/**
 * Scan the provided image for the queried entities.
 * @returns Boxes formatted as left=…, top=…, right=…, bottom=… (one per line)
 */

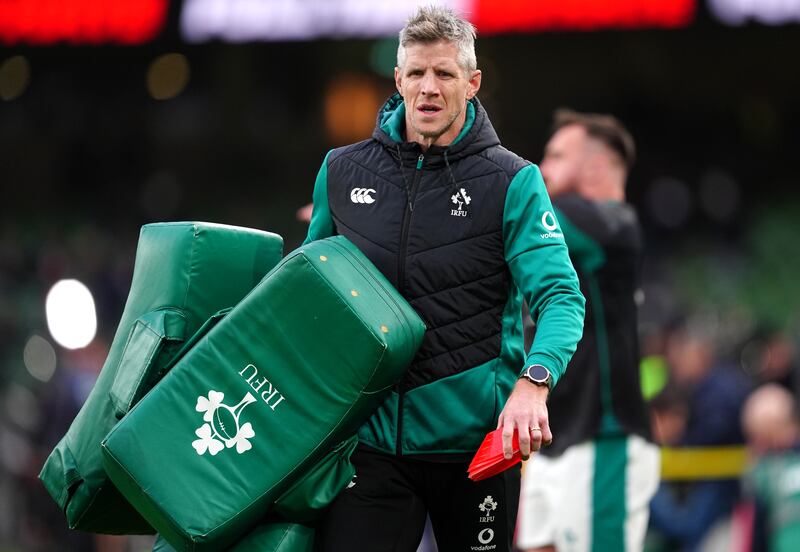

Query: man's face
left=395, top=40, right=481, bottom=148
left=539, top=124, right=589, bottom=197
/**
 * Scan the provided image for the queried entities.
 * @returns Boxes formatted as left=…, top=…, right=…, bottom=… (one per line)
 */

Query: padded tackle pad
left=101, top=236, right=425, bottom=551
left=39, top=222, right=283, bottom=533
left=152, top=521, right=314, bottom=552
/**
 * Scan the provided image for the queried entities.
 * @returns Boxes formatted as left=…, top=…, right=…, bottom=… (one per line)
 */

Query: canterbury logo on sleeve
left=350, top=188, right=376, bottom=204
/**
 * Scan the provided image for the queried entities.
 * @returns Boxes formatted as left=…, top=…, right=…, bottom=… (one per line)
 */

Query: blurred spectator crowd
left=645, top=318, right=799, bottom=552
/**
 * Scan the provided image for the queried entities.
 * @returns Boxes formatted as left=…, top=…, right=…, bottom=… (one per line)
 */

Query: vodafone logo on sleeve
left=540, top=210, right=564, bottom=239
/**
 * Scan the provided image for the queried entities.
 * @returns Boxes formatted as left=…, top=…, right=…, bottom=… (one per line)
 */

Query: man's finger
left=529, top=426, right=543, bottom=453
left=518, top=421, right=531, bottom=460
left=501, top=424, right=515, bottom=460
left=541, top=423, right=553, bottom=447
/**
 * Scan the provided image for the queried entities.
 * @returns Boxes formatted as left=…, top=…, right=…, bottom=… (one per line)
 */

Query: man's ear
left=578, top=154, right=602, bottom=192
left=466, top=69, right=482, bottom=99
left=586, top=150, right=618, bottom=182
left=395, top=67, right=402, bottom=95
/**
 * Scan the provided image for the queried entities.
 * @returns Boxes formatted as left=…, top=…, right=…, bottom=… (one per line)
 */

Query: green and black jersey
left=305, top=93, right=585, bottom=456
left=541, top=194, right=651, bottom=457
left=746, top=448, right=800, bottom=552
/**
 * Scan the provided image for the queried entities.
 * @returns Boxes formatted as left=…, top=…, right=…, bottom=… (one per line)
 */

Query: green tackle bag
left=39, top=222, right=283, bottom=534
left=101, top=236, right=425, bottom=551
left=270, top=434, right=358, bottom=524
left=153, top=522, right=314, bottom=552
left=152, top=434, right=357, bottom=552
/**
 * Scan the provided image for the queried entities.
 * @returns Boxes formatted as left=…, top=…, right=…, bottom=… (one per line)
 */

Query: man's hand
left=497, top=379, right=552, bottom=461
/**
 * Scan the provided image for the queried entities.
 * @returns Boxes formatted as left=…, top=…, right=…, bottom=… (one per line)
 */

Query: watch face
left=528, top=364, right=549, bottom=382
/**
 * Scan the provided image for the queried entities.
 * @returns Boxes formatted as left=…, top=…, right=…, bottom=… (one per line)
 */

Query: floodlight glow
left=45, top=279, right=97, bottom=350
left=180, top=0, right=469, bottom=42
left=146, top=53, right=191, bottom=100
left=23, top=334, right=57, bottom=382
left=708, top=0, right=800, bottom=25
left=0, top=56, right=30, bottom=101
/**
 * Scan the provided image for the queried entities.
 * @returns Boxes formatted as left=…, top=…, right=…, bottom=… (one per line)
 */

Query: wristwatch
left=520, top=364, right=552, bottom=390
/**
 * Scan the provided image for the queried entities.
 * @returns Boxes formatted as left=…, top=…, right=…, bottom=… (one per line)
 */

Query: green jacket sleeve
left=503, top=164, right=585, bottom=387
left=552, top=195, right=608, bottom=273
left=303, top=151, right=335, bottom=245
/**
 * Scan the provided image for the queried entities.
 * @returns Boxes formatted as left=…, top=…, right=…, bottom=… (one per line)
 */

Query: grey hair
left=397, top=5, right=477, bottom=74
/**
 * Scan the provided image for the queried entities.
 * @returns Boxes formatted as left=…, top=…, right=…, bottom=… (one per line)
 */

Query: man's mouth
left=418, top=104, right=442, bottom=115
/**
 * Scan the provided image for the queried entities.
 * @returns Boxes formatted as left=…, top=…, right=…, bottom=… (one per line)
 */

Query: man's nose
left=420, top=72, right=439, bottom=96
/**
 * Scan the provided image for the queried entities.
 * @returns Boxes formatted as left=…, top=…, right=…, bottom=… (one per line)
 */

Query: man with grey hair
left=305, top=6, right=585, bottom=551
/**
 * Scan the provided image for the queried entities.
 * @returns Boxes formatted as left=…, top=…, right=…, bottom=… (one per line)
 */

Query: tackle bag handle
left=109, top=308, right=187, bottom=419
left=109, top=307, right=231, bottom=419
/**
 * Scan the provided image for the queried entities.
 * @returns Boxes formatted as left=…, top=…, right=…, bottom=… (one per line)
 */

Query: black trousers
left=316, top=446, right=521, bottom=552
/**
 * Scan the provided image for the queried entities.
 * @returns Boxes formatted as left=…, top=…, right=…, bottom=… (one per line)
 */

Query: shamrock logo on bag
left=192, top=390, right=257, bottom=456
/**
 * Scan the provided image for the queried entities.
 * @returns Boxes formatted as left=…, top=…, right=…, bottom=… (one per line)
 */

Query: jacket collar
left=372, top=93, right=500, bottom=168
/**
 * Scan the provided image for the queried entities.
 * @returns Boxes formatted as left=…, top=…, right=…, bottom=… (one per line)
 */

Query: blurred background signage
left=708, top=0, right=800, bottom=25
left=470, top=0, right=696, bottom=33
left=1, top=0, right=798, bottom=45
left=179, top=0, right=697, bottom=42
left=0, top=0, right=169, bottom=45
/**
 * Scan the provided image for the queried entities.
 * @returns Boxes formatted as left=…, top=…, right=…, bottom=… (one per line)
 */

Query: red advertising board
left=0, top=0, right=168, bottom=45
left=472, top=0, right=696, bottom=33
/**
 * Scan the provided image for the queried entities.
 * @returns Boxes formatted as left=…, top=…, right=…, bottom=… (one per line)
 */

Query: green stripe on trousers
left=592, top=436, right=627, bottom=552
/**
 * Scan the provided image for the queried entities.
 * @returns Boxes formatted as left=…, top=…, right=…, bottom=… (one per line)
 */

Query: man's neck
left=404, top=130, right=451, bottom=152
left=585, top=187, right=625, bottom=202
left=579, top=177, right=626, bottom=202
left=403, top=105, right=468, bottom=151
left=416, top=136, right=436, bottom=152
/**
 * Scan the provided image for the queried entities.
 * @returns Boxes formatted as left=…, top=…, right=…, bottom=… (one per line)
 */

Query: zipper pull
left=416, top=154, right=424, bottom=170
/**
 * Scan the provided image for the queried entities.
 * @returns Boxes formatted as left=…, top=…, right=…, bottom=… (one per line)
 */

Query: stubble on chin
left=410, top=109, right=461, bottom=142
